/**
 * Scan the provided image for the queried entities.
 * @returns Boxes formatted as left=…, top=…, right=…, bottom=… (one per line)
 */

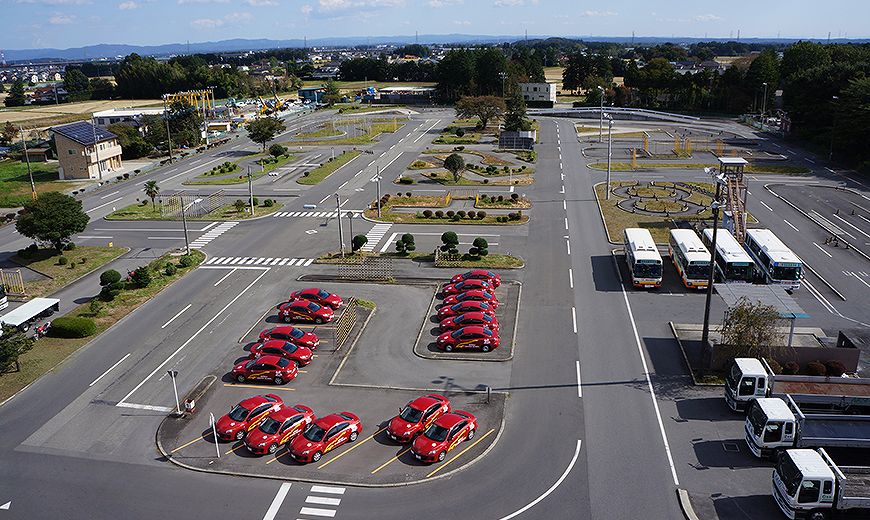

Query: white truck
left=773, top=448, right=870, bottom=520
left=745, top=395, right=870, bottom=459
left=725, top=358, right=870, bottom=412
left=0, top=298, right=60, bottom=333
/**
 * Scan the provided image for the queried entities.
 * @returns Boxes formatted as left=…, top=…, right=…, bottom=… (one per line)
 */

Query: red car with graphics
left=441, top=279, right=492, bottom=297
left=387, top=394, right=451, bottom=443
left=215, top=394, right=283, bottom=441
left=436, top=325, right=500, bottom=352
left=289, top=412, right=362, bottom=463
left=289, top=288, right=343, bottom=310
left=243, top=404, right=315, bottom=455
left=442, top=290, right=498, bottom=308
left=450, top=270, right=501, bottom=288
left=436, top=300, right=496, bottom=320
left=231, top=355, right=298, bottom=385
left=439, top=312, right=500, bottom=335
left=249, top=340, right=313, bottom=366
left=411, top=410, right=478, bottom=463
left=277, top=300, right=334, bottom=324
left=258, top=326, right=319, bottom=350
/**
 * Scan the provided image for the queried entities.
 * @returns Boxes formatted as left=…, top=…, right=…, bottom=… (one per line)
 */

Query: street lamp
left=829, top=95, right=839, bottom=162
left=499, top=71, right=508, bottom=98
left=180, top=197, right=203, bottom=256
left=761, top=82, right=769, bottom=117
left=167, top=370, right=180, bottom=415
left=335, top=193, right=345, bottom=258
left=604, top=114, right=613, bottom=200
left=701, top=169, right=727, bottom=347
left=597, top=86, right=605, bottom=143
left=18, top=124, right=36, bottom=200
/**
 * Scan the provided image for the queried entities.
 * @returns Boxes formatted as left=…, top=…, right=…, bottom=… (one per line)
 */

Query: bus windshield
left=686, top=263, right=710, bottom=280
left=726, top=263, right=755, bottom=282
left=772, top=266, right=801, bottom=281
left=633, top=262, right=662, bottom=278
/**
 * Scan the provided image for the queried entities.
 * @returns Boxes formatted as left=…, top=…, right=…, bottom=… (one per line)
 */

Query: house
left=298, top=87, right=326, bottom=103
left=519, top=83, right=556, bottom=108
left=93, top=108, right=166, bottom=132
left=51, top=121, right=123, bottom=180
left=23, top=146, right=52, bottom=162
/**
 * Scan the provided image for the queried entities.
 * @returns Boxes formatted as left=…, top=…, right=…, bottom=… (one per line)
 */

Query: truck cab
left=773, top=449, right=836, bottom=519
left=726, top=358, right=769, bottom=411
left=746, top=398, right=796, bottom=458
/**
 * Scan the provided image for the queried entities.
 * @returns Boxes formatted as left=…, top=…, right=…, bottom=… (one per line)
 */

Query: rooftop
left=93, top=107, right=165, bottom=118
left=51, top=121, right=117, bottom=146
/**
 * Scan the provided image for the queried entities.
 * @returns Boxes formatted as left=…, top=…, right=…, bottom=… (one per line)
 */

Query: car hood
left=412, top=436, right=440, bottom=453
left=290, top=436, right=317, bottom=452
left=245, top=430, right=275, bottom=446
left=389, top=416, right=418, bottom=434
left=216, top=415, right=238, bottom=431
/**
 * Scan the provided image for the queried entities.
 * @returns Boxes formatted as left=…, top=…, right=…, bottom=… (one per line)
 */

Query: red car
left=436, top=300, right=496, bottom=320
left=289, top=412, right=362, bottom=463
left=243, top=404, right=315, bottom=455
left=277, top=300, right=334, bottom=324
left=258, top=326, right=319, bottom=350
left=249, top=340, right=313, bottom=366
left=439, top=312, right=500, bottom=335
left=232, top=355, right=298, bottom=385
left=442, top=290, right=498, bottom=308
left=411, top=410, right=478, bottom=463
left=441, top=279, right=492, bottom=297
left=451, top=270, right=501, bottom=288
left=436, top=326, right=500, bottom=352
left=215, top=394, right=283, bottom=441
left=387, top=394, right=451, bottom=443
left=289, top=288, right=343, bottom=310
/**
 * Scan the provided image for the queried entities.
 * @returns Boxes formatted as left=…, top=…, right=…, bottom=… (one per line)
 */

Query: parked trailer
left=0, top=298, right=60, bottom=333
left=773, top=448, right=870, bottom=519
left=745, top=395, right=870, bottom=459
left=725, top=358, right=870, bottom=412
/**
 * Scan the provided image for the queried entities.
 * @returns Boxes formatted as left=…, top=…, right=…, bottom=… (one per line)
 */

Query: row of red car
left=276, top=287, right=343, bottom=325
left=434, top=270, right=502, bottom=353
left=215, top=393, right=478, bottom=465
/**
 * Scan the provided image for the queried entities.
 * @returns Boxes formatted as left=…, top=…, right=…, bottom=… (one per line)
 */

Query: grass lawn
left=183, top=154, right=295, bottom=186
left=363, top=207, right=528, bottom=225
left=316, top=251, right=525, bottom=269
left=336, top=104, right=406, bottom=114
left=0, top=159, right=87, bottom=208
left=286, top=121, right=404, bottom=146
left=588, top=161, right=811, bottom=174
left=294, top=126, right=344, bottom=140
left=422, top=171, right=534, bottom=186
left=475, top=197, right=532, bottom=209
left=12, top=246, right=129, bottom=298
left=297, top=150, right=361, bottom=185
left=433, top=133, right=481, bottom=145
left=409, top=159, right=438, bottom=170
left=106, top=200, right=283, bottom=220
left=0, top=250, right=205, bottom=403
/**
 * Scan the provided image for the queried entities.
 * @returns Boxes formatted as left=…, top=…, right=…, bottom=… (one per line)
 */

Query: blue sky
left=3, top=0, right=869, bottom=50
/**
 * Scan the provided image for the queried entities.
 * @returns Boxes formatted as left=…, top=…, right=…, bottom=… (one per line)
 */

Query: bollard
left=486, top=385, right=491, bottom=404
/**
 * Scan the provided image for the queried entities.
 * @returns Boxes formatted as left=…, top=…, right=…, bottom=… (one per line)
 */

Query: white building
left=519, top=83, right=556, bottom=104
left=92, top=107, right=166, bottom=129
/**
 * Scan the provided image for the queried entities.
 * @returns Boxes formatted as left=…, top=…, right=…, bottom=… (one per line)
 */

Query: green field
left=12, top=246, right=128, bottom=298
left=106, top=200, right=283, bottom=220
left=0, top=159, right=86, bottom=208
left=297, top=150, right=362, bottom=185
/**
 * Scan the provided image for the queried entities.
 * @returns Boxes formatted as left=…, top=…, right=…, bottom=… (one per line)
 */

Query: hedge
left=49, top=316, right=97, bottom=338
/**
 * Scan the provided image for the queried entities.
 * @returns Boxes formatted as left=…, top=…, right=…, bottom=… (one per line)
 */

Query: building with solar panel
left=50, top=121, right=123, bottom=180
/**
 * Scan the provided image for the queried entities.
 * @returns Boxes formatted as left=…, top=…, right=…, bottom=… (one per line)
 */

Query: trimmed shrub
left=446, top=210, right=455, bottom=218
left=263, top=199, right=275, bottom=207
left=451, top=214, right=461, bottom=221
left=477, top=210, right=486, bottom=219
left=766, top=359, right=783, bottom=375
left=178, top=255, right=195, bottom=268
left=64, top=242, right=76, bottom=251
left=406, top=192, right=412, bottom=197
left=497, top=195, right=504, bottom=202
left=483, top=179, right=489, bottom=184
left=511, top=193, right=519, bottom=201
left=455, top=128, right=465, bottom=137
left=253, top=197, right=259, bottom=206
left=57, top=256, right=69, bottom=265
left=164, top=263, right=177, bottom=276
left=825, top=360, right=847, bottom=377
left=100, top=269, right=122, bottom=286
left=435, top=210, right=444, bottom=218
left=27, top=244, right=38, bottom=253
left=467, top=210, right=476, bottom=219
left=423, top=209, right=433, bottom=218
left=130, top=267, right=152, bottom=288
left=49, top=316, right=97, bottom=338
left=805, top=361, right=827, bottom=376
left=457, top=210, right=466, bottom=218
left=398, top=176, right=414, bottom=184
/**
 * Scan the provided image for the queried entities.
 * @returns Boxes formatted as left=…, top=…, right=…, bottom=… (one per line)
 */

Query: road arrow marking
left=1, top=501, right=10, bottom=510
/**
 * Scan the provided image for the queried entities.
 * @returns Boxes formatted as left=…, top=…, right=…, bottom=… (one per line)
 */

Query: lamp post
left=19, top=124, right=36, bottom=199
left=167, top=370, right=180, bottom=415
left=597, top=86, right=605, bottom=143
left=164, top=110, right=174, bottom=164
left=829, top=95, right=839, bottom=162
left=247, top=166, right=255, bottom=216
left=372, top=166, right=382, bottom=218
left=499, top=71, right=507, bottom=98
left=91, top=116, right=103, bottom=181
left=335, top=193, right=345, bottom=258
left=605, top=114, right=613, bottom=200
left=761, top=82, right=768, bottom=117
left=180, top=197, right=202, bottom=256
left=701, top=170, right=726, bottom=347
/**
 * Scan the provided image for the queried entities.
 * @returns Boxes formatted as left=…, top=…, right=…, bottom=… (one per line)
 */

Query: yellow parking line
left=298, top=370, right=307, bottom=374
left=371, top=447, right=412, bottom=475
left=170, top=434, right=208, bottom=454
left=317, top=427, right=387, bottom=470
left=426, top=429, right=495, bottom=478
left=223, top=383, right=295, bottom=391
left=225, top=442, right=245, bottom=455
left=265, top=448, right=289, bottom=465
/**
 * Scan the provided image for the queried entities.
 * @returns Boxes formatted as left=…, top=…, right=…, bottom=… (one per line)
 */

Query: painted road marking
left=813, top=242, right=833, bottom=258
left=161, top=304, right=192, bottom=329
left=425, top=428, right=495, bottom=478
left=310, top=486, right=345, bottom=495
left=783, top=220, right=800, bottom=232
left=380, top=232, right=399, bottom=253
left=576, top=360, right=582, bottom=398
left=305, top=497, right=341, bottom=506
left=569, top=268, right=574, bottom=288
left=806, top=158, right=815, bottom=164
left=170, top=434, right=208, bottom=454
left=497, top=439, right=582, bottom=520
left=849, top=272, right=870, bottom=289
left=223, top=383, right=295, bottom=391
left=317, top=427, right=387, bottom=469
left=86, top=197, right=124, bottom=214
left=832, top=213, right=870, bottom=239
left=371, top=447, right=412, bottom=474
left=571, top=306, right=577, bottom=333
left=89, top=353, right=131, bottom=387
left=76, top=235, right=113, bottom=240
left=361, top=223, right=392, bottom=252
left=566, top=237, right=571, bottom=256
left=298, top=507, right=336, bottom=518
left=758, top=200, right=774, bottom=211
left=225, top=443, right=245, bottom=455
left=214, top=269, right=236, bottom=286
left=100, top=190, right=120, bottom=199
left=116, top=402, right=174, bottom=412
left=262, top=482, right=292, bottom=520
left=564, top=217, right=569, bottom=230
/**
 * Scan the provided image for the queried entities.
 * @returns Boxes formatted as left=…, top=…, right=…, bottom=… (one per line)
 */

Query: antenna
left=737, top=29, right=740, bottom=40
left=415, top=30, right=418, bottom=44
left=525, top=29, right=528, bottom=41
left=827, top=31, right=831, bottom=43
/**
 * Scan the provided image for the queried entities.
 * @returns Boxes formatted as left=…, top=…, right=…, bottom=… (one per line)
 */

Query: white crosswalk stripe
left=188, top=221, right=238, bottom=248
left=202, top=256, right=317, bottom=268
left=298, top=485, right=345, bottom=519
left=361, top=223, right=393, bottom=252
left=272, top=210, right=362, bottom=219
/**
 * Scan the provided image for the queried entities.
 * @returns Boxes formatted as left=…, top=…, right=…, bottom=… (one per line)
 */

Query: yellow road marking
left=298, top=370, right=307, bottom=374
left=426, top=429, right=495, bottom=478
left=371, top=447, right=412, bottom=475
left=225, top=442, right=245, bottom=455
left=223, top=383, right=295, bottom=391
left=171, top=434, right=208, bottom=454
left=265, top=449, right=289, bottom=465
left=317, top=427, right=387, bottom=470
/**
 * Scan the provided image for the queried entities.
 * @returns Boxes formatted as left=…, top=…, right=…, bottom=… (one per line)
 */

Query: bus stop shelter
left=714, top=283, right=809, bottom=348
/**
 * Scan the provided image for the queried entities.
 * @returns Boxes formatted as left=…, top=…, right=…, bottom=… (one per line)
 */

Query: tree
left=351, top=234, right=368, bottom=252
left=322, top=79, right=342, bottom=106
left=0, top=324, right=35, bottom=373
left=395, top=233, right=416, bottom=255
left=443, top=153, right=466, bottom=183
left=1, top=122, right=18, bottom=145
left=469, top=237, right=489, bottom=258
left=745, top=50, right=779, bottom=112
left=130, top=267, right=152, bottom=288
left=269, top=143, right=287, bottom=158
left=503, top=93, right=532, bottom=132
left=63, top=68, right=90, bottom=94
left=0, top=82, right=4, bottom=93
left=246, top=117, right=286, bottom=151
left=15, top=192, right=89, bottom=251
left=233, top=199, right=247, bottom=213
left=440, top=231, right=459, bottom=253
left=143, top=180, right=160, bottom=206
left=4, top=79, right=26, bottom=107
left=455, top=96, right=506, bottom=129
left=719, top=297, right=783, bottom=359
left=99, top=269, right=122, bottom=286
left=89, top=78, right=115, bottom=100
left=108, top=123, right=152, bottom=159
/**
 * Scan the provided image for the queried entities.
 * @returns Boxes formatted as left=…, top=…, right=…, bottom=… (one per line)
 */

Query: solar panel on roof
left=52, top=121, right=116, bottom=146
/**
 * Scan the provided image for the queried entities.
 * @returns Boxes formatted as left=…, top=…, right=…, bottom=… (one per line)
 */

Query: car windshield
left=228, top=405, right=250, bottom=422
left=399, top=406, right=424, bottom=423
left=303, top=423, right=326, bottom=442
left=306, top=302, right=322, bottom=311
left=276, top=358, right=290, bottom=368
left=450, top=329, right=464, bottom=339
left=282, top=343, right=298, bottom=354
left=483, top=328, right=493, bottom=336
left=726, top=364, right=740, bottom=391
left=289, top=328, right=304, bottom=339
left=776, top=455, right=804, bottom=497
left=424, top=423, right=449, bottom=442
left=686, top=262, right=710, bottom=280
left=483, top=314, right=493, bottom=323
left=317, top=290, right=330, bottom=298
left=244, top=359, right=257, bottom=369
left=259, top=417, right=281, bottom=435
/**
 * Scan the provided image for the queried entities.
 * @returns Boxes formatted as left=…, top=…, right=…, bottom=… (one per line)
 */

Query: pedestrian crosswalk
left=190, top=221, right=238, bottom=249
left=273, top=210, right=362, bottom=219
left=203, top=256, right=315, bottom=267
left=361, top=223, right=392, bottom=252
left=298, top=485, right=345, bottom=518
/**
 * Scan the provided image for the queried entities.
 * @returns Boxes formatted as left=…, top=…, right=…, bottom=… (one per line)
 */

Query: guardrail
left=529, top=106, right=701, bottom=123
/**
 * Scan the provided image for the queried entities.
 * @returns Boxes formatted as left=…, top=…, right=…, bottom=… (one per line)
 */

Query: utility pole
left=167, top=370, right=181, bottom=415
left=347, top=210, right=354, bottom=250
left=701, top=173, right=724, bottom=347
left=376, top=165, right=382, bottom=218
left=19, top=124, right=36, bottom=199
left=499, top=71, right=507, bottom=98
left=91, top=117, right=102, bottom=180
left=181, top=198, right=191, bottom=256
left=248, top=166, right=255, bottom=216
left=597, top=86, right=605, bottom=143
left=335, top=194, right=345, bottom=258
left=605, top=115, right=613, bottom=200
left=829, top=95, right=839, bottom=162
left=165, top=110, right=174, bottom=164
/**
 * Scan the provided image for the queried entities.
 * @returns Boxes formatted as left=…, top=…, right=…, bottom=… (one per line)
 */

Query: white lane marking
left=86, top=197, right=124, bottom=214
left=566, top=238, right=571, bottom=256
left=813, top=242, right=833, bottom=258
left=319, top=194, right=330, bottom=204
left=569, top=268, right=574, bottom=289
left=278, top=258, right=289, bottom=265
left=100, top=190, right=120, bottom=200
left=804, top=279, right=836, bottom=314
left=95, top=228, right=184, bottom=232
left=575, top=360, right=582, bottom=398
left=787, top=149, right=796, bottom=154
left=298, top=508, right=336, bottom=518
left=564, top=217, right=569, bottom=230
left=304, top=259, right=314, bottom=266
left=199, top=222, right=219, bottom=232
left=338, top=180, right=349, bottom=189
left=850, top=272, right=870, bottom=289
left=76, top=235, right=113, bottom=240
left=160, top=304, right=192, bottom=329
left=118, top=269, right=269, bottom=406
left=305, top=497, right=341, bottom=506
left=571, top=306, right=577, bottom=334
left=309, top=486, right=345, bottom=495
left=263, top=483, right=292, bottom=520
left=413, top=120, right=440, bottom=143
left=214, top=269, right=236, bottom=287
left=783, top=220, right=799, bottom=232
left=832, top=213, right=870, bottom=239
left=758, top=200, right=774, bottom=211
left=806, top=158, right=815, bottom=164
left=89, top=353, right=131, bottom=387
left=115, top=402, right=173, bottom=412
left=147, top=236, right=184, bottom=240
left=497, top=439, right=582, bottom=520
left=379, top=232, right=399, bottom=253
left=563, top=200, right=567, bottom=211
left=826, top=167, right=836, bottom=174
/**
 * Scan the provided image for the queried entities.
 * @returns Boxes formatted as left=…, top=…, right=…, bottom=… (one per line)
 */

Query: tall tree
left=143, top=180, right=160, bottom=206
left=780, top=41, right=831, bottom=82
left=246, top=117, right=286, bottom=151
left=108, top=123, right=152, bottom=159
left=503, top=93, right=532, bottom=132
left=0, top=324, right=35, bottom=372
left=455, top=96, right=506, bottom=129
left=745, top=50, right=779, bottom=112
left=63, top=68, right=90, bottom=94
left=444, top=153, right=465, bottom=183
left=322, top=79, right=342, bottom=106
left=1, top=122, right=18, bottom=145
left=15, top=192, right=89, bottom=251
left=4, top=79, right=26, bottom=107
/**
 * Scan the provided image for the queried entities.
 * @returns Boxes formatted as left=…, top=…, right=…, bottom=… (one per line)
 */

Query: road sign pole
left=348, top=211, right=354, bottom=250
left=167, top=370, right=180, bottom=415
left=248, top=166, right=255, bottom=216
left=209, top=412, right=221, bottom=458
left=336, top=194, right=345, bottom=258
left=181, top=202, right=191, bottom=256
left=376, top=166, right=381, bottom=218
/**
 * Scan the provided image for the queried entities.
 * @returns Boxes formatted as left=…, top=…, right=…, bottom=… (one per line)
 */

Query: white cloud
left=579, top=10, right=616, bottom=17
left=191, top=17, right=223, bottom=28
left=246, top=0, right=278, bottom=5
left=693, top=14, right=722, bottom=22
left=191, top=11, right=253, bottom=28
left=224, top=11, right=253, bottom=22
left=118, top=1, right=139, bottom=9
left=48, top=13, right=75, bottom=24
left=429, top=0, right=462, bottom=7
left=16, top=0, right=90, bottom=4
left=300, top=3, right=312, bottom=13
left=317, top=0, right=404, bottom=11
left=179, top=0, right=229, bottom=4
left=493, top=0, right=537, bottom=6
left=452, top=19, right=470, bottom=25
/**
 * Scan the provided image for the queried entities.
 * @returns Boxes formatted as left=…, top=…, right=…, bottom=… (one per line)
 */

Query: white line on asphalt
left=338, top=180, right=349, bottom=189
left=319, top=194, right=330, bottom=204
left=100, top=190, right=120, bottom=200
left=509, top=185, right=515, bottom=193
left=619, top=281, right=680, bottom=486
left=566, top=238, right=571, bottom=256
left=850, top=272, right=870, bottom=289
left=575, top=360, right=582, bottom=398
left=118, top=268, right=270, bottom=406
left=214, top=269, right=236, bottom=287
left=783, top=220, right=799, bottom=232
left=380, top=232, right=399, bottom=253
left=305, top=497, right=341, bottom=506
left=298, top=507, right=336, bottom=518
left=563, top=200, right=567, bottom=211
left=569, top=268, right=574, bottom=288
left=813, top=242, right=833, bottom=258
left=413, top=120, right=440, bottom=143
left=262, top=483, right=292, bottom=520
left=758, top=200, right=774, bottom=211
left=787, top=149, right=796, bottom=154
left=89, top=353, right=131, bottom=387
left=497, top=439, right=582, bottom=520
left=95, top=228, right=182, bottom=232
left=86, top=197, right=124, bottom=214
left=161, top=304, right=192, bottom=329
left=806, top=158, right=815, bottom=164
left=147, top=236, right=184, bottom=240
left=832, top=213, right=870, bottom=239
left=76, top=235, right=113, bottom=240
left=826, top=167, right=836, bottom=173
left=564, top=217, right=569, bottom=230
left=571, top=306, right=577, bottom=334
left=310, top=486, right=345, bottom=495
left=115, top=402, right=173, bottom=412
left=199, top=222, right=219, bottom=232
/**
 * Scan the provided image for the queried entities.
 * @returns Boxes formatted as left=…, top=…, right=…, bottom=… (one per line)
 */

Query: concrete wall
left=55, top=133, right=123, bottom=180
left=703, top=342, right=860, bottom=372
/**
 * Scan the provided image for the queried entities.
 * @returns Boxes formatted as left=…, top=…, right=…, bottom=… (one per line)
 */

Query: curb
left=594, top=181, right=620, bottom=245
left=677, top=488, right=702, bottom=520
left=670, top=321, right=700, bottom=387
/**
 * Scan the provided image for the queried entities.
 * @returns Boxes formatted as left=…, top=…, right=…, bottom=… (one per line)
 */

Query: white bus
left=0, top=284, right=7, bottom=311
left=743, top=228, right=802, bottom=290
left=702, top=228, right=756, bottom=283
left=623, top=228, right=663, bottom=288
left=668, top=229, right=711, bottom=289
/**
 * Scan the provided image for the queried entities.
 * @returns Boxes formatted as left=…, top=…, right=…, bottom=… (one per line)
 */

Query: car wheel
left=282, top=316, right=292, bottom=323
left=236, top=374, right=246, bottom=383
left=235, top=430, right=245, bottom=441
left=481, top=345, right=490, bottom=353
left=467, top=429, right=475, bottom=440
left=349, top=431, right=358, bottom=442
left=438, top=451, right=446, bottom=462
left=274, top=376, right=283, bottom=385
left=315, top=318, right=323, bottom=324
left=312, top=451, right=322, bottom=462
left=268, top=443, right=278, bottom=454
left=444, top=345, right=453, bottom=352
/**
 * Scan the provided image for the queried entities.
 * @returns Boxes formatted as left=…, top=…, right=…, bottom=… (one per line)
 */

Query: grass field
left=422, top=170, right=534, bottom=186
left=183, top=154, right=295, bottom=186
left=588, top=162, right=812, bottom=174
left=12, top=246, right=128, bottom=298
left=363, top=207, right=528, bottom=225
left=0, top=159, right=87, bottom=208
left=1, top=99, right=162, bottom=127
left=297, top=150, right=361, bottom=185
left=106, top=200, right=282, bottom=220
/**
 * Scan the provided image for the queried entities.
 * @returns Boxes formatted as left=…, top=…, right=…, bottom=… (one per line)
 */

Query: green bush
left=467, top=210, right=476, bottom=219
left=253, top=197, right=259, bottom=206
left=825, top=360, right=846, bottom=377
left=57, top=256, right=69, bottom=265
left=164, top=263, right=177, bottom=276
left=130, top=267, right=152, bottom=288
left=805, top=361, right=827, bottom=376
left=451, top=214, right=461, bottom=221
left=435, top=210, right=444, bottom=218
left=178, top=255, right=195, bottom=268
left=64, top=242, right=76, bottom=251
left=446, top=210, right=455, bottom=218
left=455, top=128, right=466, bottom=137
left=477, top=210, right=486, bottom=219
left=49, top=316, right=97, bottom=338
left=100, top=269, right=122, bottom=286
left=398, top=176, right=414, bottom=184
left=457, top=210, right=466, bottom=218
left=263, top=199, right=275, bottom=207
left=422, top=209, right=433, bottom=218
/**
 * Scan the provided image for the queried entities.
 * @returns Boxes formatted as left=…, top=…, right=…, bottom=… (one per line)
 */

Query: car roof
left=409, top=395, right=443, bottom=410
left=261, top=339, right=291, bottom=348
left=315, top=413, right=348, bottom=430
left=458, top=290, right=490, bottom=297
left=267, top=407, right=306, bottom=422
left=256, top=355, right=284, bottom=366
left=457, top=325, right=489, bottom=334
left=433, top=412, right=467, bottom=429
left=238, top=395, right=276, bottom=408
left=453, top=301, right=489, bottom=309
left=458, top=312, right=491, bottom=320
left=267, top=326, right=300, bottom=334
left=298, top=287, right=322, bottom=295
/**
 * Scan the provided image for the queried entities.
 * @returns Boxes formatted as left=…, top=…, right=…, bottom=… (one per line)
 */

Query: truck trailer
left=0, top=298, right=60, bottom=333
left=773, top=448, right=870, bottom=519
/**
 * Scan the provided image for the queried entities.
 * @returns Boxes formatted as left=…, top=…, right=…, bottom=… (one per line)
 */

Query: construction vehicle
left=773, top=448, right=870, bottom=519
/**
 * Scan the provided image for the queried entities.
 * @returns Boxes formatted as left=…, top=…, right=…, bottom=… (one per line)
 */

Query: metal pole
left=829, top=96, right=838, bottom=162
left=376, top=166, right=382, bottom=218
left=209, top=412, right=221, bottom=458
left=348, top=210, right=354, bottom=250
left=606, top=118, right=613, bottom=200
left=761, top=83, right=768, bottom=118
left=331, top=146, right=335, bottom=161
left=701, top=182, right=723, bottom=347
left=92, top=116, right=102, bottom=181
left=168, top=370, right=180, bottom=414
left=248, top=166, right=255, bottom=216
left=181, top=199, right=191, bottom=256
left=336, top=194, right=345, bottom=258
left=165, top=110, right=174, bottom=164
left=19, top=125, right=36, bottom=199
left=598, top=87, right=604, bottom=143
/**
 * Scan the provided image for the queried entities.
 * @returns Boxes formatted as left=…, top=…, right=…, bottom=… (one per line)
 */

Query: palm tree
left=143, top=180, right=160, bottom=206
